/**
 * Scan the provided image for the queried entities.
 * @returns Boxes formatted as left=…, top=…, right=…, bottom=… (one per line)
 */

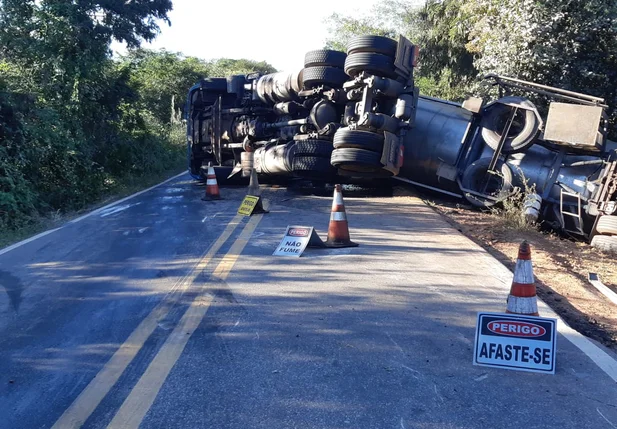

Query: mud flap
left=381, top=131, right=402, bottom=176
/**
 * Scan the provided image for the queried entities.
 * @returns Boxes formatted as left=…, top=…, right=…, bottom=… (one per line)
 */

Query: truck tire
left=591, top=235, right=617, bottom=254
left=331, top=148, right=384, bottom=173
left=596, top=215, right=617, bottom=235
left=461, top=158, right=513, bottom=208
left=481, top=98, right=540, bottom=154
left=347, top=35, right=398, bottom=58
left=333, top=128, right=384, bottom=153
left=304, top=50, right=347, bottom=68
left=336, top=168, right=393, bottom=178
left=293, top=139, right=334, bottom=158
left=344, top=52, right=396, bottom=78
left=302, top=66, right=349, bottom=89
left=292, top=155, right=337, bottom=177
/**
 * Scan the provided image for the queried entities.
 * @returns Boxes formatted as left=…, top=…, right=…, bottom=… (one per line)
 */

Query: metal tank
left=400, top=97, right=474, bottom=194
left=504, top=145, right=604, bottom=202
left=254, top=71, right=302, bottom=105
left=254, top=142, right=295, bottom=176
left=400, top=96, right=607, bottom=212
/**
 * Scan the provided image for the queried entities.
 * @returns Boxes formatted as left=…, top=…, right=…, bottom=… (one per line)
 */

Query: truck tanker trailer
left=185, top=35, right=617, bottom=252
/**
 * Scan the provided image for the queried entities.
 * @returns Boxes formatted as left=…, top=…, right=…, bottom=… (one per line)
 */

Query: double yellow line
left=52, top=211, right=264, bottom=429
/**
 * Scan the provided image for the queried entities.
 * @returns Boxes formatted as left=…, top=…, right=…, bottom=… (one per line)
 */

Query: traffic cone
left=325, top=184, right=358, bottom=248
left=248, top=167, right=260, bottom=196
left=506, top=240, right=539, bottom=316
left=202, top=162, right=221, bottom=200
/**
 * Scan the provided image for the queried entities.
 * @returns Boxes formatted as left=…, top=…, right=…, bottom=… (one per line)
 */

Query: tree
left=465, top=1, right=617, bottom=94
left=325, top=13, right=396, bottom=52
left=206, top=58, right=276, bottom=77
left=0, top=0, right=283, bottom=234
left=412, top=0, right=475, bottom=100
left=119, top=50, right=210, bottom=125
left=0, top=0, right=172, bottom=103
left=463, top=0, right=617, bottom=131
left=0, top=0, right=174, bottom=231
left=324, top=0, right=473, bottom=100
left=118, top=52, right=277, bottom=125
left=325, top=0, right=617, bottom=117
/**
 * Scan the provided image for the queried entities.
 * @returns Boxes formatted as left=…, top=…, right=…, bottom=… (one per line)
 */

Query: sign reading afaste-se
left=473, top=312, right=557, bottom=374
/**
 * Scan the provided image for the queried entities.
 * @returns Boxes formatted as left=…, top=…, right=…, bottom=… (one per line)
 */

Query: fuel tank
left=400, top=97, right=473, bottom=193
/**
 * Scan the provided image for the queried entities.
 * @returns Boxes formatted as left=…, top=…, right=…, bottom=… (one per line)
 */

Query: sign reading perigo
left=473, top=312, right=557, bottom=374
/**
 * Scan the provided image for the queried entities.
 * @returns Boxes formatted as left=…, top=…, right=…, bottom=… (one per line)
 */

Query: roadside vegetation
left=326, top=0, right=617, bottom=135
left=0, top=1, right=274, bottom=240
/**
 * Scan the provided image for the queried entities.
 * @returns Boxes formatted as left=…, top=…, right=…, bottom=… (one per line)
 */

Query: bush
left=0, top=69, right=186, bottom=235
left=0, top=0, right=272, bottom=238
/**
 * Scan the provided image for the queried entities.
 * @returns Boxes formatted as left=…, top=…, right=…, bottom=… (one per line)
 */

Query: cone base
left=202, top=196, right=222, bottom=201
left=506, top=310, right=539, bottom=317
left=324, top=240, right=359, bottom=248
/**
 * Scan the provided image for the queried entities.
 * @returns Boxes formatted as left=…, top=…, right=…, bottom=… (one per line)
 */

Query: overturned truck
left=185, top=35, right=617, bottom=253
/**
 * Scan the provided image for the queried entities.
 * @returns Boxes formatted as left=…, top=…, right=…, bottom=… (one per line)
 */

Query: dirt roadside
left=393, top=187, right=617, bottom=353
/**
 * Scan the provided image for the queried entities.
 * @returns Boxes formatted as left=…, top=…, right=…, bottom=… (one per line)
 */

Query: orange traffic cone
left=325, top=184, right=358, bottom=248
left=202, top=162, right=221, bottom=200
left=506, top=241, right=539, bottom=316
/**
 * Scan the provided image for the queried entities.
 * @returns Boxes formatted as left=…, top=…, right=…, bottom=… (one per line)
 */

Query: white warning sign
left=273, top=226, right=323, bottom=257
left=473, top=312, right=557, bottom=374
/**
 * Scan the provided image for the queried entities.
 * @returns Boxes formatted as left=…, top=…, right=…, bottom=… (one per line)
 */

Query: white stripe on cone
left=507, top=296, right=538, bottom=314
left=513, top=259, right=534, bottom=284
left=332, top=192, right=343, bottom=207
left=206, top=179, right=217, bottom=186
left=331, top=212, right=347, bottom=221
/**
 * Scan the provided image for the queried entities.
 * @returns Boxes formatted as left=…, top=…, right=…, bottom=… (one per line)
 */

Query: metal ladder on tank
left=559, top=189, right=585, bottom=235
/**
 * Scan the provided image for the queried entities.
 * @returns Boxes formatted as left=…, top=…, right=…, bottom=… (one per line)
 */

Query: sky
left=114, top=0, right=381, bottom=72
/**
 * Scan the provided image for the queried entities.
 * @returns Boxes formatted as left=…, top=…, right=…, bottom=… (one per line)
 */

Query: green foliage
left=490, top=169, right=537, bottom=231
left=206, top=58, right=276, bottom=77
left=325, top=12, right=396, bottom=52
left=117, top=52, right=276, bottom=125
left=0, top=0, right=172, bottom=105
left=118, top=49, right=210, bottom=125
left=0, top=138, right=36, bottom=230
left=463, top=0, right=617, bottom=131
left=326, top=0, right=617, bottom=129
left=412, top=0, right=475, bottom=101
left=0, top=0, right=276, bottom=236
left=324, top=0, right=473, bottom=100
left=415, top=69, right=470, bottom=102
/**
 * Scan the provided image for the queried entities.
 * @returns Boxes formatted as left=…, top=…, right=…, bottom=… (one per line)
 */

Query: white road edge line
left=375, top=201, right=617, bottom=385
left=460, top=227, right=617, bottom=383
left=538, top=293, right=617, bottom=382
left=0, top=171, right=188, bottom=257
left=588, top=273, right=617, bottom=306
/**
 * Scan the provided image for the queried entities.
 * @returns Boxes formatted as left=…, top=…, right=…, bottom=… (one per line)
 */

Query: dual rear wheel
left=592, top=216, right=617, bottom=254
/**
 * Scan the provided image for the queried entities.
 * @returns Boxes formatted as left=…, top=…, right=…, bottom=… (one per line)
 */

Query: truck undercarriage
left=185, top=35, right=617, bottom=252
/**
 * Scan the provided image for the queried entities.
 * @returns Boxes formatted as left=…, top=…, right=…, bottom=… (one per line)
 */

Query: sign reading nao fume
left=273, top=226, right=324, bottom=257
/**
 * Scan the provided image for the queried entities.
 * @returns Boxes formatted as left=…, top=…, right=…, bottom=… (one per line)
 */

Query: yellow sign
left=238, top=195, right=260, bottom=216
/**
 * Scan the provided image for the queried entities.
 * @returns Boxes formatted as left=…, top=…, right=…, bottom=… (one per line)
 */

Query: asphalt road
left=0, top=173, right=616, bottom=429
